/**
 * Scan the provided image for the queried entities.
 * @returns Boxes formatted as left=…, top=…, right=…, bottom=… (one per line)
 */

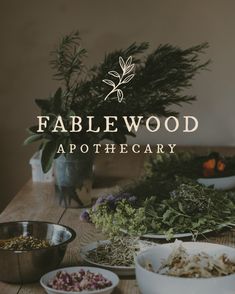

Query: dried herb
left=86, top=237, right=139, bottom=267
left=0, top=235, right=50, bottom=250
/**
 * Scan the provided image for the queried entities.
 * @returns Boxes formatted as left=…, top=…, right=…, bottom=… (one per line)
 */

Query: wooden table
left=1, top=148, right=235, bottom=294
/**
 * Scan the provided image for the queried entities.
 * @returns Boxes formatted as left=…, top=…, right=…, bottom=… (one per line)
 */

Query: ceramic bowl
left=197, top=175, right=235, bottom=190
left=135, top=242, right=235, bottom=294
left=40, top=266, right=119, bottom=294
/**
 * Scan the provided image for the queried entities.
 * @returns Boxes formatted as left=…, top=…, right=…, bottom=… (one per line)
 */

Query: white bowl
left=40, top=266, right=119, bottom=294
left=197, top=175, right=235, bottom=190
left=135, top=242, right=235, bottom=294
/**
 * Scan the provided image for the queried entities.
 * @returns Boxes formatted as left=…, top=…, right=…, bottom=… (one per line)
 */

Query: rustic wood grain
left=0, top=181, right=65, bottom=223
left=18, top=284, right=44, bottom=294
left=1, top=148, right=235, bottom=293
left=0, top=283, right=20, bottom=294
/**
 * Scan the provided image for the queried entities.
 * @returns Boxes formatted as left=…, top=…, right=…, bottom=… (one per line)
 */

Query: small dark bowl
left=0, top=221, right=76, bottom=283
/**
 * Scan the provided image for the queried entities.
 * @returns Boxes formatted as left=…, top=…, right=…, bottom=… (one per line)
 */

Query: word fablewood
left=37, top=115, right=198, bottom=133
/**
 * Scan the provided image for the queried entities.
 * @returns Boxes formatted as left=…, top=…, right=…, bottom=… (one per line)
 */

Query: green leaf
left=23, top=134, right=43, bottom=145
left=178, top=202, right=184, bottom=213
left=67, top=110, right=75, bottom=117
left=53, top=87, right=63, bottom=113
left=35, top=99, right=50, bottom=111
left=27, top=125, right=39, bottom=134
left=41, top=141, right=58, bottom=173
left=162, top=209, right=172, bottom=222
left=128, top=131, right=136, bottom=137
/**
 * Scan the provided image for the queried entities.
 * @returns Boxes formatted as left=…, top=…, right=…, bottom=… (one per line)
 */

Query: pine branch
left=50, top=31, right=87, bottom=92
left=74, top=42, right=210, bottom=118
left=26, top=32, right=211, bottom=171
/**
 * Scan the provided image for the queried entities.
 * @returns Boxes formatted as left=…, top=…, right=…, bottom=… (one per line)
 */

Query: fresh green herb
left=85, top=153, right=235, bottom=239
left=90, top=199, right=147, bottom=237
left=87, top=181, right=235, bottom=239
left=144, top=181, right=235, bottom=236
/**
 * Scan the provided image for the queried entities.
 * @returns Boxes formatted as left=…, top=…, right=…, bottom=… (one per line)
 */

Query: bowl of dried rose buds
left=40, top=266, right=119, bottom=294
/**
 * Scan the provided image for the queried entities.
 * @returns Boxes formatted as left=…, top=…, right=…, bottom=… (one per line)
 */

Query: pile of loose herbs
left=85, top=237, right=140, bottom=267
left=83, top=153, right=235, bottom=239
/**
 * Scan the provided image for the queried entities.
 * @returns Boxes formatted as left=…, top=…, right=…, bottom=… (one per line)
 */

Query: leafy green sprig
left=89, top=180, right=235, bottom=239
left=144, top=181, right=235, bottom=235
left=50, top=31, right=87, bottom=107
left=89, top=200, right=147, bottom=238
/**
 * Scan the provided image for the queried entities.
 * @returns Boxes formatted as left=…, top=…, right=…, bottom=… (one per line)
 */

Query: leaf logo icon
left=102, top=56, right=135, bottom=102
left=122, top=74, right=134, bottom=84
left=117, top=89, right=123, bottom=102
left=102, top=79, right=115, bottom=87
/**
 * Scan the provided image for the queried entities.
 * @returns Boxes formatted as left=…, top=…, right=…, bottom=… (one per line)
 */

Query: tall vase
left=54, top=151, right=94, bottom=208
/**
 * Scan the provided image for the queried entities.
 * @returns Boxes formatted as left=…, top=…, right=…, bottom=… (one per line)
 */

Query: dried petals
left=147, top=244, right=235, bottom=278
left=217, top=160, right=226, bottom=172
left=48, top=270, right=112, bottom=292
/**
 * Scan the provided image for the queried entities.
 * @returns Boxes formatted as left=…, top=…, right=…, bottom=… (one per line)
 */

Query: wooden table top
left=1, top=147, right=235, bottom=294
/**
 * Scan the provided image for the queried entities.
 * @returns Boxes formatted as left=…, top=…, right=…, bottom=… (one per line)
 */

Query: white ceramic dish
left=81, top=240, right=157, bottom=277
left=142, top=232, right=193, bottom=239
left=135, top=242, right=235, bottom=294
left=197, top=175, right=235, bottom=190
left=141, top=227, right=219, bottom=240
left=80, top=241, right=135, bottom=276
left=40, top=266, right=119, bottom=294
left=121, top=227, right=214, bottom=240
